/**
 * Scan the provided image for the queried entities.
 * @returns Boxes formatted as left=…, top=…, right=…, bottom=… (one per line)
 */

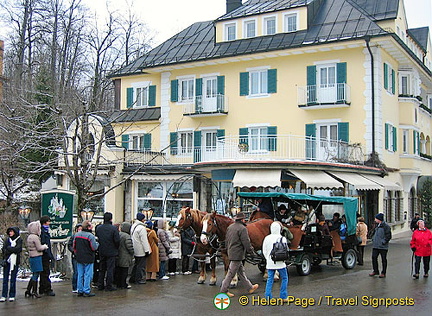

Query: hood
left=6, top=226, right=20, bottom=239
left=270, top=222, right=282, bottom=235
left=27, top=221, right=41, bottom=235
left=121, top=222, right=131, bottom=234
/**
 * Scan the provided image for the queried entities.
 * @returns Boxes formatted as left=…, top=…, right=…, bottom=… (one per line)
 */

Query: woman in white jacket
left=262, top=221, right=289, bottom=300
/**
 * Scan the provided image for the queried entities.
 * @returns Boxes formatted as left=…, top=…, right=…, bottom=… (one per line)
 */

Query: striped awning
left=361, top=175, right=401, bottom=191
left=289, top=169, right=344, bottom=189
left=328, top=172, right=381, bottom=190
left=232, top=170, right=281, bottom=188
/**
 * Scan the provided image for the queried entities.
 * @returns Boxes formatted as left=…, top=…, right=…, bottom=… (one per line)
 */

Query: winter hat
left=137, top=212, right=145, bottom=221
left=145, top=220, right=153, bottom=229
left=375, top=213, right=384, bottom=222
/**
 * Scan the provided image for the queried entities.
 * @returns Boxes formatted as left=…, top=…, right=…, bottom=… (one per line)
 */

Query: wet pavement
left=1, top=230, right=431, bottom=315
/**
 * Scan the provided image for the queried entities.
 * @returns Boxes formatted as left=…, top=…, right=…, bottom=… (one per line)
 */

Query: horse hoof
left=209, top=282, right=216, bottom=286
left=197, top=280, right=205, bottom=284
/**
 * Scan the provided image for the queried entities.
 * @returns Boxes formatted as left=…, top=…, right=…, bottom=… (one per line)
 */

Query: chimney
left=226, top=0, right=242, bottom=13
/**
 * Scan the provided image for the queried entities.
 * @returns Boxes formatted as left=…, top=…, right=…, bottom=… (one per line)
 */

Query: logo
left=214, top=293, right=231, bottom=310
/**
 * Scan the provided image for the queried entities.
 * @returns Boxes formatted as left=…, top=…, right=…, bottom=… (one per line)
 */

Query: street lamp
left=18, top=205, right=32, bottom=226
left=142, top=208, right=154, bottom=220
left=80, top=208, right=94, bottom=222
left=230, top=206, right=241, bottom=217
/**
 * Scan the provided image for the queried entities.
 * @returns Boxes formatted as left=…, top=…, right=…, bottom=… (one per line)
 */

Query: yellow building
left=62, top=0, right=432, bottom=232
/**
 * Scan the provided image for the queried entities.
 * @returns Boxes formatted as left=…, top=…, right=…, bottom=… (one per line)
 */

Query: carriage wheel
left=342, top=248, right=357, bottom=269
left=296, top=254, right=312, bottom=276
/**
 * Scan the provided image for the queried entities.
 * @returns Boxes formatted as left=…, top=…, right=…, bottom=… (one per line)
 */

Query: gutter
left=365, top=36, right=376, bottom=167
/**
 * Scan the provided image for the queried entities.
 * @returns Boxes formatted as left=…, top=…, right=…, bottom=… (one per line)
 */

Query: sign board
left=41, top=190, right=75, bottom=240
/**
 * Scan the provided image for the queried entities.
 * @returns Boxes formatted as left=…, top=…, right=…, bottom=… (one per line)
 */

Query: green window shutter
left=307, top=66, right=316, bottom=103
left=144, top=133, right=152, bottom=151
left=337, top=62, right=347, bottom=84
left=193, top=131, right=202, bottom=163
left=267, top=69, right=277, bottom=94
left=391, top=69, right=396, bottom=94
left=126, top=88, right=134, bottom=108
left=121, top=134, right=129, bottom=149
left=305, top=124, right=316, bottom=159
left=240, top=72, right=249, bottom=96
left=217, top=129, right=225, bottom=140
left=239, top=128, right=249, bottom=152
left=217, top=76, right=225, bottom=95
left=384, top=63, right=388, bottom=90
left=337, top=122, right=349, bottom=142
left=170, top=132, right=178, bottom=155
left=392, top=126, right=397, bottom=152
left=385, top=123, right=389, bottom=150
left=171, top=80, right=178, bottom=102
left=148, top=85, right=156, bottom=106
left=267, top=126, right=277, bottom=151
left=196, top=78, right=203, bottom=96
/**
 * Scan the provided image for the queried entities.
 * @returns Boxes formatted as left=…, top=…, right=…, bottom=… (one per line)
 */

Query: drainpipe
left=365, top=36, right=376, bottom=166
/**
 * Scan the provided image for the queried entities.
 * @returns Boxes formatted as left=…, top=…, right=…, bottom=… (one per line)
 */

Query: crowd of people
left=1, top=206, right=432, bottom=302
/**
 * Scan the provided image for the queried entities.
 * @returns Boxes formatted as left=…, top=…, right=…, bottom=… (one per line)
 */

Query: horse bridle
left=201, top=215, right=218, bottom=237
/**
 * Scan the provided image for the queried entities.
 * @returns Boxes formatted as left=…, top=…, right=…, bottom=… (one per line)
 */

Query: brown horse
left=248, top=210, right=272, bottom=222
left=200, top=212, right=273, bottom=255
left=175, top=207, right=227, bottom=286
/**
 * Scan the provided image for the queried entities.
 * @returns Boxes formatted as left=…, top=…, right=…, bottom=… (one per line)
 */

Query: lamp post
left=18, top=205, right=32, bottom=227
left=80, top=208, right=95, bottom=222
left=142, top=208, right=154, bottom=221
left=230, top=206, right=241, bottom=217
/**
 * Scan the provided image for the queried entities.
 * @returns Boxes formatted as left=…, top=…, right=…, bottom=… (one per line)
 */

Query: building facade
left=59, top=0, right=432, bottom=232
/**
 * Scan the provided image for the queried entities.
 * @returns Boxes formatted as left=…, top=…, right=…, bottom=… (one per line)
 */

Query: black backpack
left=270, top=237, right=289, bottom=263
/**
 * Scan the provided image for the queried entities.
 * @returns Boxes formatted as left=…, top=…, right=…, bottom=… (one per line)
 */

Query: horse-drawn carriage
left=237, top=192, right=359, bottom=276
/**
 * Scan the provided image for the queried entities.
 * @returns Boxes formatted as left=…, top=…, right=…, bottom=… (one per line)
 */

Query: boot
left=31, top=280, right=41, bottom=298
left=25, top=280, right=33, bottom=298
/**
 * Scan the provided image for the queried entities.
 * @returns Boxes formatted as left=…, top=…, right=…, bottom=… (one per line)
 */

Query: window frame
left=224, top=22, right=237, bottom=41
left=249, top=69, right=268, bottom=96
left=178, top=77, right=195, bottom=103
left=177, top=131, right=194, bottom=156
left=243, top=18, right=257, bottom=38
left=249, top=126, right=269, bottom=153
left=263, top=15, right=277, bottom=35
left=135, top=86, right=149, bottom=107
left=284, top=12, right=298, bottom=33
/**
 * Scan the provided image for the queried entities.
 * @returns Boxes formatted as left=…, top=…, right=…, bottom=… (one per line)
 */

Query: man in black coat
left=39, top=215, right=55, bottom=296
left=95, top=212, right=120, bottom=291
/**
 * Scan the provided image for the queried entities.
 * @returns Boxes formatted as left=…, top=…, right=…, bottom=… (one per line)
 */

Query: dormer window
left=284, top=13, right=297, bottom=32
left=225, top=22, right=236, bottom=41
left=263, top=16, right=276, bottom=35
left=244, top=19, right=256, bottom=38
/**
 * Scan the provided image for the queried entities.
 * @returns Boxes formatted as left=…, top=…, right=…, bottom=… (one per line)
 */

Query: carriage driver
left=275, top=205, right=294, bottom=242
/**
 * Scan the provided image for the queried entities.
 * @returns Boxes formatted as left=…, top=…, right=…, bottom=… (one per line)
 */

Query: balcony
left=123, top=135, right=366, bottom=166
left=183, top=94, right=228, bottom=116
left=298, top=83, right=351, bottom=108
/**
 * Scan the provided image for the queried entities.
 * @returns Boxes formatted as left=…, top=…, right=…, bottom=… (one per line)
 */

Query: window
left=284, top=13, right=297, bottom=32
left=121, top=133, right=151, bottom=151
left=306, top=63, right=347, bottom=104
left=244, top=20, right=256, bottom=38
left=127, top=84, right=156, bottom=108
left=250, top=70, right=268, bottom=95
left=385, top=123, right=397, bottom=152
left=400, top=75, right=410, bottom=95
left=384, top=63, right=395, bottom=94
left=179, top=131, right=193, bottom=155
left=264, top=16, right=276, bottom=35
left=239, top=126, right=277, bottom=152
left=403, top=130, right=409, bottom=153
left=428, top=95, right=432, bottom=110
left=137, top=181, right=193, bottom=218
left=250, top=127, right=268, bottom=152
left=179, top=78, right=194, bottom=102
left=136, top=87, right=149, bottom=107
left=225, top=23, right=236, bottom=41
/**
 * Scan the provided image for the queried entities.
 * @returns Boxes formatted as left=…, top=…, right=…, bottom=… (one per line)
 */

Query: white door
left=317, top=65, right=336, bottom=103
left=202, top=77, right=217, bottom=112
left=202, top=131, right=217, bottom=161
left=318, top=124, right=338, bottom=160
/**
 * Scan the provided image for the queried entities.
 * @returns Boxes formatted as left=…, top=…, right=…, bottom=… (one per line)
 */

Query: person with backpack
left=262, top=221, right=289, bottom=301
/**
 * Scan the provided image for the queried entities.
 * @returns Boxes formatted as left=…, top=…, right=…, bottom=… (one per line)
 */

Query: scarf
left=7, top=236, right=20, bottom=273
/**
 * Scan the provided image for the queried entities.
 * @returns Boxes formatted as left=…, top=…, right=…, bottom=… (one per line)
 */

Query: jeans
left=2, top=263, right=18, bottom=298
left=98, top=255, right=116, bottom=290
left=39, top=256, right=52, bottom=293
left=129, top=256, right=147, bottom=283
left=220, top=261, right=253, bottom=293
left=265, top=268, right=288, bottom=299
left=159, top=260, right=167, bottom=279
left=72, top=258, right=78, bottom=291
left=372, top=248, right=388, bottom=274
left=414, top=255, right=431, bottom=275
left=77, top=263, right=94, bottom=294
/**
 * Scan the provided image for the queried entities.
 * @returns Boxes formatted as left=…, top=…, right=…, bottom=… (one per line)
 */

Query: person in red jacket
left=410, top=219, right=432, bottom=279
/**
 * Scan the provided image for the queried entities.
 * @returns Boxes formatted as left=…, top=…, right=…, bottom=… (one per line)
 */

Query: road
left=0, top=231, right=430, bottom=315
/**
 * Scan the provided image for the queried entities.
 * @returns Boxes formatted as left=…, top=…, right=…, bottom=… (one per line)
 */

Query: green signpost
left=41, top=190, right=75, bottom=240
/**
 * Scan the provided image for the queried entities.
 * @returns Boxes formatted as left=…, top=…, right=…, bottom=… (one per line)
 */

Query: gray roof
left=112, top=0, right=396, bottom=77
left=407, top=27, right=429, bottom=53
left=218, top=0, right=311, bottom=21
left=349, top=0, right=399, bottom=21
left=109, top=108, right=161, bottom=123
